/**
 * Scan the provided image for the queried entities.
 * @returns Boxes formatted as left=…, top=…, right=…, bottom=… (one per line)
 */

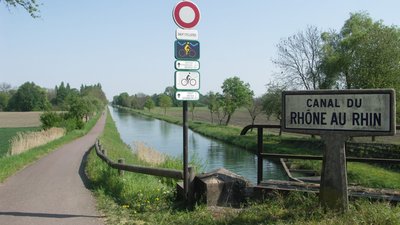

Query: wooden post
left=257, top=127, right=264, bottom=185
left=118, top=158, right=125, bottom=176
left=320, top=134, right=348, bottom=212
left=188, top=166, right=195, bottom=205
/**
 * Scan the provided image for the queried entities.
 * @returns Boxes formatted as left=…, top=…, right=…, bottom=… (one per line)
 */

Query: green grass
left=0, top=127, right=40, bottom=157
left=0, top=112, right=101, bottom=183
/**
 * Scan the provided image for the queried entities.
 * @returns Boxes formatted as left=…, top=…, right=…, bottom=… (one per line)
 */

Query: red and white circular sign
left=173, top=1, right=201, bottom=29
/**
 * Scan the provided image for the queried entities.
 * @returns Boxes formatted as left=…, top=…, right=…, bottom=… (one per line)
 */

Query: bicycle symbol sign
left=175, top=71, right=200, bottom=90
left=175, top=40, right=200, bottom=60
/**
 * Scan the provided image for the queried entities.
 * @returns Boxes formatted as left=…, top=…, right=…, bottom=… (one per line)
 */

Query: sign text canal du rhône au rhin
left=282, top=89, right=396, bottom=136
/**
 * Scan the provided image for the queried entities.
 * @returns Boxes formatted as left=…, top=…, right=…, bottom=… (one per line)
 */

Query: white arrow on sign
left=175, top=71, right=200, bottom=90
left=175, top=60, right=200, bottom=70
left=176, top=91, right=200, bottom=101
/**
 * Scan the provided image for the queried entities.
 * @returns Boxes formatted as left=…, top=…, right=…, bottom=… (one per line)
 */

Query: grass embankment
left=122, top=106, right=400, bottom=189
left=88, top=108, right=400, bottom=225
left=0, top=112, right=101, bottom=183
left=0, top=127, right=40, bottom=157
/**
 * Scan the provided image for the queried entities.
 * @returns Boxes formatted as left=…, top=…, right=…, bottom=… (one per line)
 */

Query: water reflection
left=109, top=106, right=287, bottom=183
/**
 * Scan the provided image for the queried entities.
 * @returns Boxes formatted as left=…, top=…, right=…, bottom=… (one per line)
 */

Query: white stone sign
left=282, top=89, right=396, bottom=136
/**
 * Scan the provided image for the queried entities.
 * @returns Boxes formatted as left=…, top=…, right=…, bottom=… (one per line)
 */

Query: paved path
left=0, top=113, right=106, bottom=225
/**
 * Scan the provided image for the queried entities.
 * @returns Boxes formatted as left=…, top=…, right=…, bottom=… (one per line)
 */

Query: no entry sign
left=173, top=1, right=201, bottom=29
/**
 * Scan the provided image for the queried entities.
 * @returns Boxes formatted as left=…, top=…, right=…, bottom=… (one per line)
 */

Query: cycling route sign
left=173, top=1, right=201, bottom=29
left=175, top=40, right=200, bottom=60
left=175, top=71, right=200, bottom=90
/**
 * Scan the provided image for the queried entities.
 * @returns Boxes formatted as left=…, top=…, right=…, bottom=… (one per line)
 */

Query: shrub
left=40, top=111, right=63, bottom=130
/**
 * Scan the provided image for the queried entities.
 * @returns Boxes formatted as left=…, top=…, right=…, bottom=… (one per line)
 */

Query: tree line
left=113, top=12, right=400, bottom=129
left=0, top=81, right=108, bottom=131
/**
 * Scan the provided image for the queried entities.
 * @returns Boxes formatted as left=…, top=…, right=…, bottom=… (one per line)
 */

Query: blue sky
left=1, top=1, right=400, bottom=100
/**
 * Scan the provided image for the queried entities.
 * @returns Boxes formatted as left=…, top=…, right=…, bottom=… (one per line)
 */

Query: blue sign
left=175, top=40, right=200, bottom=60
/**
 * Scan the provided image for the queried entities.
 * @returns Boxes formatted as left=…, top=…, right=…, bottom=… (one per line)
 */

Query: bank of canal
left=109, top=106, right=288, bottom=183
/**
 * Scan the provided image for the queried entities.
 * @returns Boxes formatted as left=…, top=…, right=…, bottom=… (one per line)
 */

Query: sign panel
left=175, top=40, right=200, bottom=60
left=175, top=71, right=200, bottom=90
left=173, top=1, right=201, bottom=29
left=176, top=91, right=200, bottom=101
left=282, top=89, right=395, bottom=136
left=176, top=29, right=198, bottom=40
left=175, top=60, right=200, bottom=70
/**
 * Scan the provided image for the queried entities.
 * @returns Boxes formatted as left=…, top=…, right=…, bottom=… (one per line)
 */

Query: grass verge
left=87, top=110, right=400, bottom=225
left=0, top=112, right=101, bottom=183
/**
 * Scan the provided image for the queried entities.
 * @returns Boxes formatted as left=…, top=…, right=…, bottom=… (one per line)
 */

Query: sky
left=1, top=1, right=400, bottom=100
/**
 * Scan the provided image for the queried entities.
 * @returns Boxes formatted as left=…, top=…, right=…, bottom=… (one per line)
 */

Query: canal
left=109, top=106, right=287, bottom=184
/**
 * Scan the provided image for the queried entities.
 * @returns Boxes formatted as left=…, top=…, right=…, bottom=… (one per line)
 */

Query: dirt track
left=0, top=112, right=106, bottom=225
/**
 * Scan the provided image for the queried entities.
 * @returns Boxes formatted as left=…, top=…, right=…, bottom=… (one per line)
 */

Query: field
left=0, top=127, right=40, bottom=157
left=0, top=112, right=42, bottom=157
left=0, top=112, right=42, bottom=128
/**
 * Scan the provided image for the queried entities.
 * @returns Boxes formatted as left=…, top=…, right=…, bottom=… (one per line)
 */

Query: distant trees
left=144, top=98, right=155, bottom=112
left=262, top=83, right=286, bottom=136
left=158, top=94, right=172, bottom=115
left=246, top=97, right=263, bottom=129
left=0, top=82, right=12, bottom=111
left=7, top=82, right=50, bottom=111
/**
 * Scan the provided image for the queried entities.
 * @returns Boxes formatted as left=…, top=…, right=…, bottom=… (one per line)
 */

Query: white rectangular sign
left=282, top=89, right=395, bottom=136
left=176, top=29, right=198, bottom=40
left=176, top=91, right=200, bottom=101
left=175, top=71, right=200, bottom=90
left=175, top=60, right=200, bottom=70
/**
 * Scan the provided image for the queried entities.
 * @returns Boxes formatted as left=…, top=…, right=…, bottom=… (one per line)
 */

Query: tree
left=246, top=97, right=263, bottom=129
left=273, top=26, right=335, bottom=90
left=0, top=82, right=12, bottom=111
left=220, top=76, right=254, bottom=125
left=164, top=86, right=180, bottom=107
left=322, top=12, right=400, bottom=122
left=2, top=0, right=40, bottom=18
left=158, top=94, right=172, bottom=115
left=262, top=83, right=286, bottom=136
left=0, top=92, right=10, bottom=111
left=322, top=12, right=400, bottom=90
left=144, top=97, right=155, bottom=112
left=7, top=82, right=50, bottom=111
left=205, top=92, right=219, bottom=124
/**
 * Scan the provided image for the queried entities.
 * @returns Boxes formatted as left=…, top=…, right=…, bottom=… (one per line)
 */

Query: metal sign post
left=173, top=0, right=201, bottom=203
left=282, top=89, right=396, bottom=212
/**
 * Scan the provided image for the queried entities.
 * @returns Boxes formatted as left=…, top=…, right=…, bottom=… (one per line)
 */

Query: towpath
left=0, top=112, right=106, bottom=225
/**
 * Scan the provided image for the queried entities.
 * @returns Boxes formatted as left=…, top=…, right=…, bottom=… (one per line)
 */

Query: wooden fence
left=240, top=125, right=400, bottom=185
left=94, top=139, right=188, bottom=180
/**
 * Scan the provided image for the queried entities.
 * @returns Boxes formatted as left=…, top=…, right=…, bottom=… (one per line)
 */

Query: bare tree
left=246, top=97, right=263, bottom=130
left=0, top=82, right=12, bottom=92
left=273, top=26, right=327, bottom=90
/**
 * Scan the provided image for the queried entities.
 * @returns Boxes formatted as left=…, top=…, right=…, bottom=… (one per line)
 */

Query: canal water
left=109, top=106, right=287, bottom=184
